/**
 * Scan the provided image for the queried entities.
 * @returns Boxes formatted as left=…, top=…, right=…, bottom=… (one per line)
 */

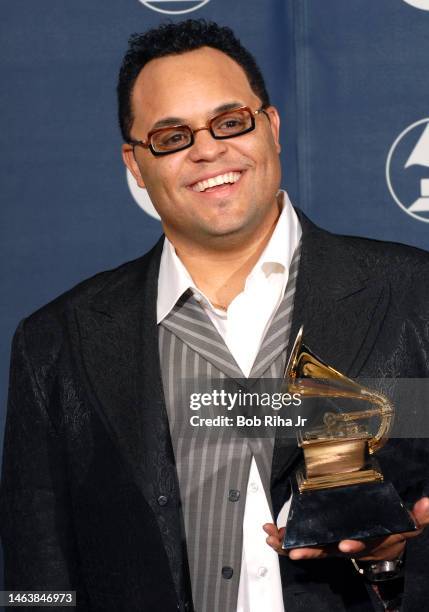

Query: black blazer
left=1, top=212, right=429, bottom=611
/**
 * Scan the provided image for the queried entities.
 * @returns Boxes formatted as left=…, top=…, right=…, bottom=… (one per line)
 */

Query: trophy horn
left=284, top=326, right=394, bottom=454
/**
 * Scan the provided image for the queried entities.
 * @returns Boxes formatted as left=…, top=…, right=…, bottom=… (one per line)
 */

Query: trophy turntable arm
left=323, top=391, right=394, bottom=454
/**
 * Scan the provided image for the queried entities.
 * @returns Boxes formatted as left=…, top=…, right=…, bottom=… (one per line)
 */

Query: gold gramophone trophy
left=282, top=327, right=416, bottom=550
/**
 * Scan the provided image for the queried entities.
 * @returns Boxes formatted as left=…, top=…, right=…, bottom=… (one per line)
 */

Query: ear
left=265, top=106, right=281, bottom=154
left=122, top=144, right=146, bottom=188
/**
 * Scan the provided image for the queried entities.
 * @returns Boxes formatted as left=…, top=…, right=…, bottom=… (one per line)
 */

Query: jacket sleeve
left=0, top=320, right=89, bottom=608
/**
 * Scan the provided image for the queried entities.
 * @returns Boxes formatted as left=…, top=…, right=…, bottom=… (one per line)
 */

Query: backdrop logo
left=402, top=0, right=429, bottom=10
left=140, top=0, right=210, bottom=15
left=126, top=169, right=161, bottom=221
left=386, top=118, right=429, bottom=223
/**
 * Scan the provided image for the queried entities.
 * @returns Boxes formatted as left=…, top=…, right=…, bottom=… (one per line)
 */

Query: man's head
left=117, top=20, right=270, bottom=144
left=120, top=20, right=282, bottom=251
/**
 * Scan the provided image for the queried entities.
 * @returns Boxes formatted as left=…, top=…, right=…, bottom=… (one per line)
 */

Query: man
left=1, top=19, right=429, bottom=612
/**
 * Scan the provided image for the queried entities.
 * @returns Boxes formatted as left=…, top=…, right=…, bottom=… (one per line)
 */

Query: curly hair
left=117, top=19, right=270, bottom=142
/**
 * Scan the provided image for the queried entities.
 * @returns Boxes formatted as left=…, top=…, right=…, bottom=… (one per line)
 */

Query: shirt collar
left=157, top=189, right=301, bottom=324
left=157, top=237, right=197, bottom=324
left=248, top=190, right=300, bottom=282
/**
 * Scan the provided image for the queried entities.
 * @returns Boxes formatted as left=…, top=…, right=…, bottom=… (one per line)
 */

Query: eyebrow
left=151, top=101, right=244, bottom=130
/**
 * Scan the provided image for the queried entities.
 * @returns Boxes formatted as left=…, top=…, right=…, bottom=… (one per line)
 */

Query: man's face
left=123, top=46, right=281, bottom=250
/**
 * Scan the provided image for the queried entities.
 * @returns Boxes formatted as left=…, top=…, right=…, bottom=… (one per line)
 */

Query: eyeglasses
left=129, top=105, right=269, bottom=156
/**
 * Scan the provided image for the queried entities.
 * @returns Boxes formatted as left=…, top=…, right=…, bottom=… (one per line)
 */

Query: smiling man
left=2, top=19, right=429, bottom=612
left=122, top=43, right=283, bottom=311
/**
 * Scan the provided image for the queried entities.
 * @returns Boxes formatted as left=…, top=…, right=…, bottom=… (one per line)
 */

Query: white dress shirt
left=157, top=190, right=302, bottom=611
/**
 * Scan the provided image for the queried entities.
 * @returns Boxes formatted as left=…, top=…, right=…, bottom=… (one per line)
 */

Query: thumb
left=412, top=497, right=429, bottom=529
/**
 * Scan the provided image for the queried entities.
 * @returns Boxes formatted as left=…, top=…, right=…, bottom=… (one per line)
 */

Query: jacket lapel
left=73, top=238, right=190, bottom=600
left=271, top=212, right=390, bottom=490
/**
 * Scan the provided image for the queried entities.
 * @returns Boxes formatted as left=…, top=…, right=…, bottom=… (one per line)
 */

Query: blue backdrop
left=1, top=0, right=429, bottom=592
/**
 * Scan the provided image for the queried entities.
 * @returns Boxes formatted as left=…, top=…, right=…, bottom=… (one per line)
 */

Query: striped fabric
left=158, top=245, right=301, bottom=611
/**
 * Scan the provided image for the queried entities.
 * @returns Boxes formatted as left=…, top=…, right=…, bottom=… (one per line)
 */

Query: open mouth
left=189, top=171, right=242, bottom=193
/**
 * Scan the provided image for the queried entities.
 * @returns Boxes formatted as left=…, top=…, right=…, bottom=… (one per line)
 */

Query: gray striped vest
left=158, top=246, right=300, bottom=611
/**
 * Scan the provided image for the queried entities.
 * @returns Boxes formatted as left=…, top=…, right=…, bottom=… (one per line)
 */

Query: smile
left=190, top=171, right=242, bottom=193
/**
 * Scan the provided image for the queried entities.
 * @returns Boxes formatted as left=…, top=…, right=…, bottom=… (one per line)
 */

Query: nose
left=187, top=127, right=228, bottom=162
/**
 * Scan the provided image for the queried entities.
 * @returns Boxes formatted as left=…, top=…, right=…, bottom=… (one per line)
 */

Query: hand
left=264, top=496, right=429, bottom=561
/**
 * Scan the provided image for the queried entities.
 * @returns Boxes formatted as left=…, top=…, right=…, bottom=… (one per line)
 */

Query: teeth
left=192, top=171, right=241, bottom=192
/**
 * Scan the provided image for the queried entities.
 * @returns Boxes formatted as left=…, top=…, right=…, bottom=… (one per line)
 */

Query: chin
left=199, top=223, right=251, bottom=241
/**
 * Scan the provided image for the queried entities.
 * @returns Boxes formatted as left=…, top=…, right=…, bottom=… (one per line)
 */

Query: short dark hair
left=117, top=19, right=270, bottom=142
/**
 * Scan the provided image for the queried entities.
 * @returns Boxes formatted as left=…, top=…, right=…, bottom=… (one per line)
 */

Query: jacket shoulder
left=14, top=240, right=163, bottom=374
left=302, top=212, right=429, bottom=282
left=27, top=239, right=162, bottom=324
left=335, top=232, right=429, bottom=265
left=337, top=238, right=429, bottom=309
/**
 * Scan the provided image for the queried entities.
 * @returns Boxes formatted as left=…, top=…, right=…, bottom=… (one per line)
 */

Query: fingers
left=339, top=533, right=405, bottom=555
left=263, top=523, right=288, bottom=556
left=265, top=499, right=429, bottom=562
left=263, top=523, right=339, bottom=560
left=263, top=525, right=405, bottom=561
left=338, top=540, right=367, bottom=554
left=288, top=545, right=335, bottom=560
left=339, top=532, right=410, bottom=561
left=263, top=524, right=333, bottom=560
left=287, top=536, right=406, bottom=562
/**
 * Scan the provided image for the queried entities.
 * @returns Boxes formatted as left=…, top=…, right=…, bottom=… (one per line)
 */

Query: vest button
left=157, top=495, right=168, bottom=506
left=228, top=489, right=240, bottom=502
left=222, top=566, right=233, bottom=579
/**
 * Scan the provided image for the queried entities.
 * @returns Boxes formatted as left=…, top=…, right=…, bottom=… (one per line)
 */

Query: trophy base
left=297, top=466, right=383, bottom=492
left=282, top=479, right=416, bottom=550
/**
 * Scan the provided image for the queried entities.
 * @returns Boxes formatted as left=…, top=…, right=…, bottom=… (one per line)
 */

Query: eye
left=220, top=118, right=243, bottom=129
left=153, top=128, right=191, bottom=151
left=212, top=111, right=250, bottom=135
left=161, top=131, right=187, bottom=146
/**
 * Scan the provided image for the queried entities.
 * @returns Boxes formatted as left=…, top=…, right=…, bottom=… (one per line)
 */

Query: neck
left=169, top=209, right=281, bottom=309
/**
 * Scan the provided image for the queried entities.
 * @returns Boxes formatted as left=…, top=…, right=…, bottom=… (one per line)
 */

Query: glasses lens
left=211, top=109, right=254, bottom=138
left=151, top=126, right=192, bottom=153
